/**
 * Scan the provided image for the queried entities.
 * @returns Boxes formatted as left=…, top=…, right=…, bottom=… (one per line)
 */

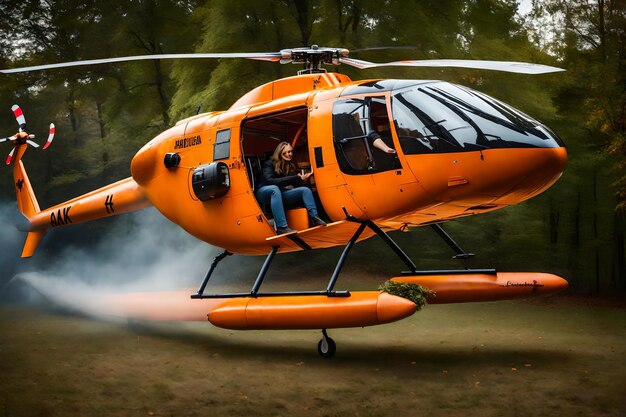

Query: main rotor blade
left=0, top=136, right=16, bottom=143
left=11, top=104, right=26, bottom=126
left=0, top=53, right=283, bottom=74
left=26, top=140, right=39, bottom=148
left=339, top=57, right=565, bottom=74
left=350, top=46, right=418, bottom=53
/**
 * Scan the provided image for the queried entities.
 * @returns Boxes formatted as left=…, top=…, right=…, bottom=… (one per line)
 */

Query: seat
left=333, top=113, right=370, bottom=171
left=244, top=155, right=264, bottom=191
left=245, top=155, right=308, bottom=229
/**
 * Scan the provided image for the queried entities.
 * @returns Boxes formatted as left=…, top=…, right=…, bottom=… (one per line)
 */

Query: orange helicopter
left=1, top=46, right=568, bottom=357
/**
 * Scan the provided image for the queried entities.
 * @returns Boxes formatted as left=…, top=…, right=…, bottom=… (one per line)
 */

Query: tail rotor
left=1, top=105, right=55, bottom=165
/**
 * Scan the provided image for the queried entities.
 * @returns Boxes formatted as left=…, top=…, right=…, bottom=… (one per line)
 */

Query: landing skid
left=192, top=212, right=418, bottom=299
left=192, top=210, right=483, bottom=357
left=191, top=245, right=351, bottom=299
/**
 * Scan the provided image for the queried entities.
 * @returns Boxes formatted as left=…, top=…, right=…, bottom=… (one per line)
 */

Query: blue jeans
left=255, top=185, right=319, bottom=228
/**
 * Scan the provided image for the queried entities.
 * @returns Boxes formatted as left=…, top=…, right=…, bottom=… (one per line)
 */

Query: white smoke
left=11, top=271, right=119, bottom=318
left=37, top=207, right=212, bottom=291
left=2, top=205, right=234, bottom=317
left=0, top=201, right=26, bottom=280
left=1, top=200, right=387, bottom=319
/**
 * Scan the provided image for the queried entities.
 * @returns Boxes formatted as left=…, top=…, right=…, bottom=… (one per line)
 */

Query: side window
left=214, top=129, right=230, bottom=160
left=333, top=97, right=400, bottom=175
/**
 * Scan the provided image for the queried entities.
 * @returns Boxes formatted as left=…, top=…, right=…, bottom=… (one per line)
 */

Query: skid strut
left=430, top=223, right=474, bottom=259
left=194, top=250, right=232, bottom=297
left=193, top=210, right=483, bottom=357
left=193, top=242, right=350, bottom=299
left=193, top=211, right=420, bottom=299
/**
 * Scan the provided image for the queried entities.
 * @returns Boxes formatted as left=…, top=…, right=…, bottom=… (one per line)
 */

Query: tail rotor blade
left=43, top=123, right=55, bottom=149
left=11, top=105, right=26, bottom=128
left=26, top=140, right=39, bottom=148
left=0, top=135, right=17, bottom=143
left=6, top=146, right=15, bottom=165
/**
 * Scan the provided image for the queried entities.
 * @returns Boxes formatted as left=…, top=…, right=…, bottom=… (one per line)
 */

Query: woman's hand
left=372, top=137, right=396, bottom=154
left=298, top=170, right=313, bottom=181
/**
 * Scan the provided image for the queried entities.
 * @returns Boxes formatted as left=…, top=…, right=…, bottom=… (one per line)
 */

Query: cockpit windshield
left=392, top=82, right=564, bottom=155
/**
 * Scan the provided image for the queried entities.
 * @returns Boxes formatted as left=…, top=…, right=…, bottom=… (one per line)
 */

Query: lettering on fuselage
left=50, top=206, right=72, bottom=227
left=105, top=194, right=114, bottom=214
left=16, top=179, right=24, bottom=191
left=501, top=280, right=544, bottom=292
left=174, top=135, right=201, bottom=150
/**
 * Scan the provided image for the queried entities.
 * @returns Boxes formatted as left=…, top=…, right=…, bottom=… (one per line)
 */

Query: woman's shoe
left=276, top=225, right=296, bottom=234
left=310, top=216, right=327, bottom=226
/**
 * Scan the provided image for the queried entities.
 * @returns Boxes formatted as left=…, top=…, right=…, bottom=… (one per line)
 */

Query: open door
left=240, top=107, right=328, bottom=224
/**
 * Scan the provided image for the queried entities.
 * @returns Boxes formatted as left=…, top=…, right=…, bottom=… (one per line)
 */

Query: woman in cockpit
left=256, top=141, right=327, bottom=235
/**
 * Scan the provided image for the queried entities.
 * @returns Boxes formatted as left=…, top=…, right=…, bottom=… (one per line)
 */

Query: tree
left=531, top=0, right=625, bottom=208
left=527, top=0, right=626, bottom=291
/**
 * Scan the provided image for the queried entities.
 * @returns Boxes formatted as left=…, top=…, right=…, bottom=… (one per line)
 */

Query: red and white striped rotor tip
left=5, top=146, right=15, bottom=165
left=43, top=123, right=55, bottom=150
left=11, top=104, right=26, bottom=128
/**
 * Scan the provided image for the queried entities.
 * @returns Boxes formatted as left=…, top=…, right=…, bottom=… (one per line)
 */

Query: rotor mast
left=281, top=45, right=349, bottom=75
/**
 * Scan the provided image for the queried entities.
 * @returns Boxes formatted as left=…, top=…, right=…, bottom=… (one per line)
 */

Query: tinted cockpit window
left=392, top=82, right=564, bottom=155
left=333, top=96, right=401, bottom=174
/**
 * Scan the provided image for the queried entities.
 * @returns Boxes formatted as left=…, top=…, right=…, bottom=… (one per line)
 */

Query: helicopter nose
left=493, top=146, right=567, bottom=205
left=402, top=145, right=567, bottom=212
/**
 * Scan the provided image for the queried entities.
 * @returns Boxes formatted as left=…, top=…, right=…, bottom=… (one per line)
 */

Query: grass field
left=1, top=296, right=625, bottom=417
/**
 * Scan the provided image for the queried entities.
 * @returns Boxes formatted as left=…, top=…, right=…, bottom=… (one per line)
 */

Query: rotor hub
left=16, top=131, right=29, bottom=144
left=280, top=46, right=350, bottom=75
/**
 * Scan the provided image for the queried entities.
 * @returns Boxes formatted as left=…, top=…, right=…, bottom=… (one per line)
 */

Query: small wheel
left=317, top=335, right=336, bottom=358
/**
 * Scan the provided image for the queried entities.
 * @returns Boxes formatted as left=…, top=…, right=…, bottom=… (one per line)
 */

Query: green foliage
left=379, top=280, right=434, bottom=310
left=527, top=0, right=625, bottom=210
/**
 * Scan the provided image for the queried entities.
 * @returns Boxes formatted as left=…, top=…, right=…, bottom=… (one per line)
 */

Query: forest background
left=0, top=0, right=624, bottom=296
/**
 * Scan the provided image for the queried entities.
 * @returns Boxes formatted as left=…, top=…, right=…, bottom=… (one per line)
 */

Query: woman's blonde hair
left=272, top=141, right=295, bottom=175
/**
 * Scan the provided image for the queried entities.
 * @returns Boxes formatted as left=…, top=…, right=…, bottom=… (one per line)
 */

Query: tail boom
left=26, top=177, right=151, bottom=232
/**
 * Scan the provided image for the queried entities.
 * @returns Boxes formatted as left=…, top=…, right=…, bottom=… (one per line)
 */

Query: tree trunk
left=598, top=0, right=606, bottom=62
left=96, top=101, right=106, bottom=139
left=550, top=199, right=560, bottom=244
left=96, top=100, right=109, bottom=180
left=291, top=0, right=312, bottom=47
left=152, top=59, right=170, bottom=126
left=67, top=86, right=79, bottom=144
left=612, top=213, right=625, bottom=290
